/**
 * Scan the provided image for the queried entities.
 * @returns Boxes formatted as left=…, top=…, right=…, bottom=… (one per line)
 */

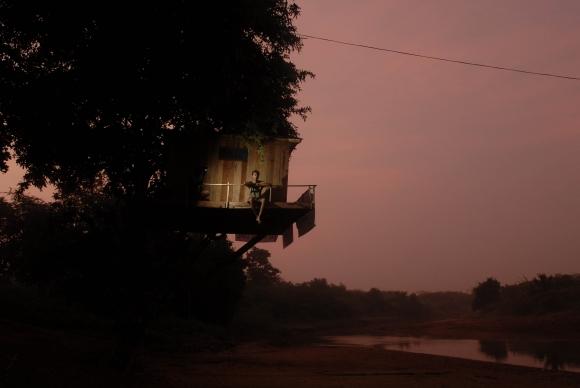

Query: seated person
left=244, top=169, right=271, bottom=224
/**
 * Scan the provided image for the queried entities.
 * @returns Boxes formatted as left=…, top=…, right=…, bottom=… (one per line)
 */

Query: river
left=325, top=335, right=580, bottom=373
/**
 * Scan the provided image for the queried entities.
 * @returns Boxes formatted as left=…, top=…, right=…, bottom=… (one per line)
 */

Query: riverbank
left=151, top=342, right=580, bottom=388
left=3, top=318, right=580, bottom=387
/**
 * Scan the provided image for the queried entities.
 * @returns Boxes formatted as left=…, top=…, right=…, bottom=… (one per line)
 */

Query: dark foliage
left=238, top=252, right=432, bottom=327
left=0, top=0, right=311, bottom=196
left=472, top=273, right=580, bottom=315
left=417, top=291, right=472, bottom=319
left=0, top=194, right=244, bottom=325
left=243, top=247, right=281, bottom=285
left=0, top=0, right=310, bottom=337
left=472, top=277, right=501, bottom=311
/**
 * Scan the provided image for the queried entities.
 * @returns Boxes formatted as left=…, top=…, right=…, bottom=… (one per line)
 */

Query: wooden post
left=226, top=181, right=230, bottom=208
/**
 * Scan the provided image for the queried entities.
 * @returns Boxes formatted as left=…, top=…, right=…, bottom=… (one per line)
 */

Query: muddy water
left=325, top=336, right=580, bottom=373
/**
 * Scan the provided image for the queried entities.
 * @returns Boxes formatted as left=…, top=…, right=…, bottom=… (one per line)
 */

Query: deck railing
left=202, top=183, right=316, bottom=209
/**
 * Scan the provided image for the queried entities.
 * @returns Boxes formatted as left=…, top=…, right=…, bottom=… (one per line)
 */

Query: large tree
left=0, top=0, right=311, bottom=197
left=0, top=2, right=312, bottom=337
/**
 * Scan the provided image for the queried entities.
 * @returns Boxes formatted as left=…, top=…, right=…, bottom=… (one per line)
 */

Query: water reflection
left=478, top=340, right=508, bottom=361
left=325, top=336, right=580, bottom=373
left=508, top=341, right=580, bottom=372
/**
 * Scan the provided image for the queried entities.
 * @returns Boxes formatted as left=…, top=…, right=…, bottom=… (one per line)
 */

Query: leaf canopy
left=0, top=0, right=311, bottom=198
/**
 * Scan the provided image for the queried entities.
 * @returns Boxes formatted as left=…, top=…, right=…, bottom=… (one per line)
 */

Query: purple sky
left=2, top=1, right=580, bottom=291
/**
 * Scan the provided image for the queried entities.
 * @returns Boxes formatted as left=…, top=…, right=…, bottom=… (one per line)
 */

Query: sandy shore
left=3, top=319, right=580, bottom=387
left=150, top=342, right=580, bottom=388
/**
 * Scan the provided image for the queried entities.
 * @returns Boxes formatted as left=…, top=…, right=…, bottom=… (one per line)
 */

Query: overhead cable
left=299, top=34, right=580, bottom=81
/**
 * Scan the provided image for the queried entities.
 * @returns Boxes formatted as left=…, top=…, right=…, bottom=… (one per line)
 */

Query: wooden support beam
left=233, top=234, right=266, bottom=258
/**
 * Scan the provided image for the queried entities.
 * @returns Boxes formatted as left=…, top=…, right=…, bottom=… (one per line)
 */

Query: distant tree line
left=238, top=248, right=471, bottom=328
left=472, top=274, right=580, bottom=315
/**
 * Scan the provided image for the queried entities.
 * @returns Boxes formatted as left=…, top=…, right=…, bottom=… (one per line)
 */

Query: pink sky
left=268, top=0, right=580, bottom=291
left=2, top=1, right=580, bottom=291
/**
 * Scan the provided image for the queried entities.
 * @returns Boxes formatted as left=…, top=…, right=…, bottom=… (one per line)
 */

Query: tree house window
left=218, top=146, right=248, bottom=161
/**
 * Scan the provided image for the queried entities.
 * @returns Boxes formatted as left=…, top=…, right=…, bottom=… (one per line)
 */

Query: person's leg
left=249, top=198, right=258, bottom=217
left=256, top=187, right=270, bottom=223
left=256, top=198, right=265, bottom=223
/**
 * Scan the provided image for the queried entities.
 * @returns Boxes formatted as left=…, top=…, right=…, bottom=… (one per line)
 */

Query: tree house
left=163, top=134, right=316, bottom=254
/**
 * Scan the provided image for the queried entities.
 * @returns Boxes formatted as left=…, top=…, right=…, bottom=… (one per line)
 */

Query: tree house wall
left=163, top=135, right=313, bottom=239
left=204, top=136, right=300, bottom=203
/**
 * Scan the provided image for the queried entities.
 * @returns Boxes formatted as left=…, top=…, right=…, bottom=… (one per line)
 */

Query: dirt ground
left=2, top=320, right=580, bottom=388
left=152, top=343, right=580, bottom=388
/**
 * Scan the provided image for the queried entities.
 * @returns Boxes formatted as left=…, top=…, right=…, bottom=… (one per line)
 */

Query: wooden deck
left=148, top=201, right=313, bottom=235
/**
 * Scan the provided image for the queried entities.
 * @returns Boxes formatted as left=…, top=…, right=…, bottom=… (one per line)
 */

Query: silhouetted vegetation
left=472, top=274, right=580, bottom=315
left=1, top=194, right=245, bottom=323
left=1, top=0, right=310, bottom=365
left=243, top=247, right=282, bottom=286
left=472, top=277, right=502, bottom=311
left=1, top=1, right=311, bottom=191
left=1, top=193, right=473, bottom=348
left=416, top=291, right=472, bottom=319
left=236, top=248, right=471, bottom=335
left=0, top=0, right=309, bottom=296
left=0, top=193, right=248, bottom=370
